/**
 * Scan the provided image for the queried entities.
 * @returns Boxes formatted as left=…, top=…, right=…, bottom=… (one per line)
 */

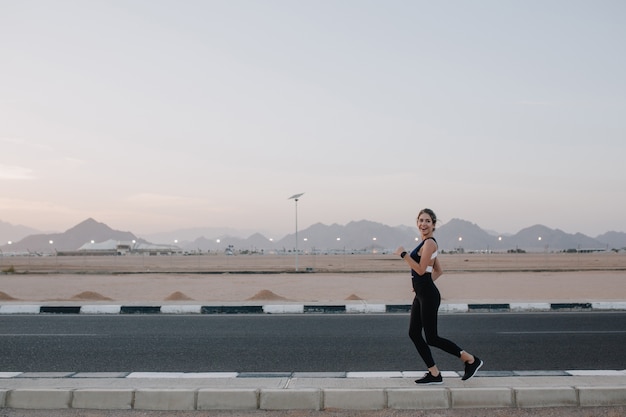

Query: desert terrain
left=0, top=252, right=625, bottom=305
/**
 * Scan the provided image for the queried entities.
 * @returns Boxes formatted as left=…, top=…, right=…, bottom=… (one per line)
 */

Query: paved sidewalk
left=1, top=371, right=625, bottom=411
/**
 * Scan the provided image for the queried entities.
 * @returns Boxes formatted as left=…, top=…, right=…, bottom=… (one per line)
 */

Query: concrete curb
left=1, top=301, right=626, bottom=314
left=2, top=385, right=625, bottom=410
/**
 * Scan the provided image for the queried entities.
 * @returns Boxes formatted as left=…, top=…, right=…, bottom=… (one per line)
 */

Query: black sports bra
left=410, top=237, right=438, bottom=276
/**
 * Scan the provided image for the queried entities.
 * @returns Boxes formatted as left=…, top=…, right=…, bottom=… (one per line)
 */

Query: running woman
left=395, top=208, right=483, bottom=384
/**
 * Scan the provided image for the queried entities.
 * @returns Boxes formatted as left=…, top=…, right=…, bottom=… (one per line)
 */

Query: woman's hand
left=394, top=246, right=406, bottom=256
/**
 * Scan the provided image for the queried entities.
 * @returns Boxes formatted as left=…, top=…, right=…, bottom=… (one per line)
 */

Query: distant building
left=75, top=240, right=182, bottom=255
left=577, top=248, right=608, bottom=253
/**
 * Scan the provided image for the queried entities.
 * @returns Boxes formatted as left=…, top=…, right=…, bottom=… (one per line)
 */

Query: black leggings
left=409, top=276, right=463, bottom=368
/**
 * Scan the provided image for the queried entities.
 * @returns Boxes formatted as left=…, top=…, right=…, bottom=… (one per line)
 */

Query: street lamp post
left=288, top=193, right=304, bottom=272
left=49, top=240, right=58, bottom=269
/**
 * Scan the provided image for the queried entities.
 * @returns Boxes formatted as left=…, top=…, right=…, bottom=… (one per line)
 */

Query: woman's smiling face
left=417, top=212, right=435, bottom=236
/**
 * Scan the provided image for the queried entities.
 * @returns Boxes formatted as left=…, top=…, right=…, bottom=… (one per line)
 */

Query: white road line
left=0, top=334, right=103, bottom=337
left=498, top=331, right=626, bottom=334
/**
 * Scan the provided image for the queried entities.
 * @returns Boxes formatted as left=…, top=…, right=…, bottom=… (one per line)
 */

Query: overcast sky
left=1, top=0, right=625, bottom=238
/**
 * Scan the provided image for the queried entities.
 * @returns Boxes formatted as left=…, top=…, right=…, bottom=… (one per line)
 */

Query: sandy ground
left=1, top=253, right=625, bottom=304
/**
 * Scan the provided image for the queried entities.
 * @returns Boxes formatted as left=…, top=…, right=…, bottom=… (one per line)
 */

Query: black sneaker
left=462, top=357, right=483, bottom=381
left=415, top=372, right=443, bottom=385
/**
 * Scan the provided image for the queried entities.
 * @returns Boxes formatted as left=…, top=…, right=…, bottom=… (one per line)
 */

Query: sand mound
left=0, top=291, right=19, bottom=301
left=345, top=293, right=363, bottom=300
left=70, top=291, right=113, bottom=301
left=165, top=291, right=194, bottom=301
left=246, top=289, right=289, bottom=301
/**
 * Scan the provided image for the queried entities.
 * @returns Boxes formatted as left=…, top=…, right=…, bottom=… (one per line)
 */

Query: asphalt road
left=0, top=312, right=625, bottom=372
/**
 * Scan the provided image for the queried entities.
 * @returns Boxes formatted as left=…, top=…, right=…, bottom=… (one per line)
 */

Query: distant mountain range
left=0, top=218, right=144, bottom=253
left=0, top=220, right=39, bottom=243
left=1, top=218, right=625, bottom=254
